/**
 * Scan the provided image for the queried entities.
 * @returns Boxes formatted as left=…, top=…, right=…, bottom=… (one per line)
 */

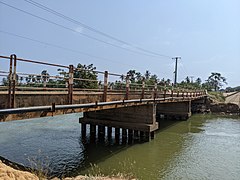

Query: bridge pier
left=79, top=104, right=158, bottom=144
left=156, top=101, right=192, bottom=120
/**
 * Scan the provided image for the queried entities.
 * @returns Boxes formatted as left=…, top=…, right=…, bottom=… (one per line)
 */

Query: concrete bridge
left=0, top=54, right=207, bottom=142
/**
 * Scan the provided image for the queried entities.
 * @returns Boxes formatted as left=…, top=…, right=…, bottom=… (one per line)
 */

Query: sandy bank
left=0, top=160, right=132, bottom=180
left=0, top=160, right=38, bottom=180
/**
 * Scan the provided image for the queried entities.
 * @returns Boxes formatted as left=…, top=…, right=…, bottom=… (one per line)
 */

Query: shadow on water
left=67, top=116, right=185, bottom=178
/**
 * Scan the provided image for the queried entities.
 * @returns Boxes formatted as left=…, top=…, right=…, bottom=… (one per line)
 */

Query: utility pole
left=173, top=57, right=181, bottom=85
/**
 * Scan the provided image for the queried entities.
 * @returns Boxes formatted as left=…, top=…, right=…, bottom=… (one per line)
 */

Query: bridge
left=0, top=54, right=207, bottom=142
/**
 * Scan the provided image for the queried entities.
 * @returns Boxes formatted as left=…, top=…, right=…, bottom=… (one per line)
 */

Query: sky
left=0, top=0, right=239, bottom=87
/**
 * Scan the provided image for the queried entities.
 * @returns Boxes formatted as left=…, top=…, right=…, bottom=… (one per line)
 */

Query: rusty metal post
left=68, top=65, right=74, bottom=104
left=164, top=88, right=166, bottom=100
left=11, top=54, right=17, bottom=108
left=103, top=71, right=108, bottom=102
left=141, top=78, right=145, bottom=99
left=125, top=75, right=129, bottom=100
left=154, top=82, right=157, bottom=99
left=8, top=55, right=13, bottom=108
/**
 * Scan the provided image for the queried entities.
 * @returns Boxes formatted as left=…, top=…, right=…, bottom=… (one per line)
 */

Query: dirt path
left=225, top=92, right=240, bottom=107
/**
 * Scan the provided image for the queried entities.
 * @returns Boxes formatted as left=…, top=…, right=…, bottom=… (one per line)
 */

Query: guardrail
left=0, top=54, right=206, bottom=109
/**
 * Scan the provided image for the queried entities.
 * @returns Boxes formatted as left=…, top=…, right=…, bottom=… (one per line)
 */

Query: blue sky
left=0, top=0, right=239, bottom=87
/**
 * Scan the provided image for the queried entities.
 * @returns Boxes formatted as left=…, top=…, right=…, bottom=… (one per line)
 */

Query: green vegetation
left=225, top=86, right=240, bottom=92
left=204, top=72, right=227, bottom=91
left=1, top=62, right=233, bottom=93
left=208, top=91, right=226, bottom=103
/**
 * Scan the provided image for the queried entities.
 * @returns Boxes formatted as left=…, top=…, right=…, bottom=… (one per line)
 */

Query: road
left=225, top=92, right=240, bottom=107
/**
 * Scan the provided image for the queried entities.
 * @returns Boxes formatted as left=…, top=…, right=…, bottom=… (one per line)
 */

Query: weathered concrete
left=0, top=91, right=159, bottom=109
left=80, top=104, right=158, bottom=132
left=156, top=101, right=192, bottom=120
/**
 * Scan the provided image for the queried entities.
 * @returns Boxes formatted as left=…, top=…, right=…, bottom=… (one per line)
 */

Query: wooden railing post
left=125, top=75, right=129, bottom=100
left=68, top=65, right=74, bottom=104
left=8, top=55, right=13, bottom=108
left=141, top=78, right=145, bottom=99
left=103, top=71, right=108, bottom=102
left=171, top=86, right=174, bottom=100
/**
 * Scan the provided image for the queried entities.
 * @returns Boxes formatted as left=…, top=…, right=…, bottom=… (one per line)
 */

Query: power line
left=0, top=1, right=170, bottom=59
left=23, top=0, right=172, bottom=59
left=0, top=30, right=144, bottom=68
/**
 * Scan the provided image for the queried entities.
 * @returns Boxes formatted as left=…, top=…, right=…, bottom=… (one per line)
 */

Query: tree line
left=1, top=63, right=228, bottom=91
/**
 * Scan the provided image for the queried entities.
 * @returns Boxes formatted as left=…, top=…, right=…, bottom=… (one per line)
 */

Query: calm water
left=0, top=114, right=239, bottom=179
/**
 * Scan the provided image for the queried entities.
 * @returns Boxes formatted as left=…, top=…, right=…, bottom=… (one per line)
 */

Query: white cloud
left=74, top=26, right=83, bottom=33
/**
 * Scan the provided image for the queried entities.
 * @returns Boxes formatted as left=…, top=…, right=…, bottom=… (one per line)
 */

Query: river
left=0, top=114, right=239, bottom=179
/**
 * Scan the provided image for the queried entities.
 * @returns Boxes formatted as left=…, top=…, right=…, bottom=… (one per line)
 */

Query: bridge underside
left=80, top=104, right=158, bottom=132
left=157, top=101, right=192, bottom=120
left=79, top=101, right=192, bottom=141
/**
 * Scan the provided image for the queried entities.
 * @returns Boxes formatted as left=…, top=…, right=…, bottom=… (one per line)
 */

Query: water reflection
left=0, top=114, right=239, bottom=179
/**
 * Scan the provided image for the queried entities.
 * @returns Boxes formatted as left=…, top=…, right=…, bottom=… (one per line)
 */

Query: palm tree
left=145, top=70, right=151, bottom=80
left=41, top=70, right=50, bottom=82
left=127, top=70, right=136, bottom=83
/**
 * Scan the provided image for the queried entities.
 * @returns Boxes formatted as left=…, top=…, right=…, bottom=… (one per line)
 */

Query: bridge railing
left=0, top=54, right=206, bottom=108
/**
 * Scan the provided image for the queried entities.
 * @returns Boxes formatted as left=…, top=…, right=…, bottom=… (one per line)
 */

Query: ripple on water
left=0, top=114, right=240, bottom=179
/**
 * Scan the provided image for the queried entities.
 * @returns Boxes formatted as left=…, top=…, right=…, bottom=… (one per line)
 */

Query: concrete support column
left=115, top=127, right=120, bottom=144
left=98, top=125, right=105, bottom=141
left=122, top=128, right=127, bottom=144
left=140, top=131, right=144, bottom=141
left=81, top=123, right=87, bottom=138
left=90, top=124, right=96, bottom=142
left=107, top=126, right=112, bottom=140
left=128, top=129, right=133, bottom=144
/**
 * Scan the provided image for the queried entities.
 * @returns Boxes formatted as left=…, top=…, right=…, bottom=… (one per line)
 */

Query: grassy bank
left=208, top=91, right=225, bottom=103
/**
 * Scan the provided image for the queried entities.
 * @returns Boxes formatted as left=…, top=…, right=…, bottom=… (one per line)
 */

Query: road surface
left=225, top=92, right=240, bottom=107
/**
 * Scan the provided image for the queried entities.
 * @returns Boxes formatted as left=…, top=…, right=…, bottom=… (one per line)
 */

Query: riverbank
left=0, top=160, right=132, bottom=180
left=0, top=160, right=38, bottom=180
left=193, top=93, right=240, bottom=115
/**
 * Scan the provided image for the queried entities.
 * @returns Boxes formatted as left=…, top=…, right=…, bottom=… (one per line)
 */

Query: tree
left=74, top=63, right=98, bottom=89
left=41, top=70, right=50, bottom=82
left=144, top=70, right=151, bottom=80
left=195, top=77, right=202, bottom=85
left=135, top=72, right=143, bottom=83
left=206, top=72, right=227, bottom=91
left=1, top=78, right=7, bottom=86
left=127, top=70, right=136, bottom=83
left=148, top=74, right=158, bottom=85
left=185, top=76, right=190, bottom=84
